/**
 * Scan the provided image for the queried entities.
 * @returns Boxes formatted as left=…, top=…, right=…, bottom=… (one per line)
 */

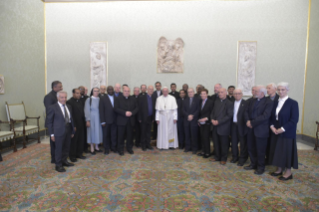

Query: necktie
left=190, top=98, right=193, bottom=106
left=63, top=105, right=70, bottom=124
left=202, top=99, right=206, bottom=109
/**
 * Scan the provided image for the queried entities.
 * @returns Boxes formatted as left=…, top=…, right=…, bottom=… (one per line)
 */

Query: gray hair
left=234, top=88, right=243, bottom=94
left=267, top=83, right=277, bottom=89
left=277, top=82, right=290, bottom=91
left=215, top=83, right=222, bottom=87
left=162, top=86, right=169, bottom=91
left=134, top=86, right=140, bottom=90
left=257, top=85, right=267, bottom=96
left=57, top=90, right=67, bottom=98
left=187, top=88, right=195, bottom=92
left=140, top=84, right=147, bottom=89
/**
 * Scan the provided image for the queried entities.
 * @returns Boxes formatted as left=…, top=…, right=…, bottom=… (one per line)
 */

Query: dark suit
left=114, top=92, right=123, bottom=98
left=183, top=97, right=200, bottom=151
left=231, top=99, right=248, bottom=163
left=0, top=152, right=2, bottom=162
left=198, top=98, right=213, bottom=155
left=99, top=94, right=117, bottom=152
left=138, top=92, right=146, bottom=98
left=211, top=98, right=234, bottom=161
left=177, top=98, right=185, bottom=148
left=67, top=97, right=85, bottom=159
left=46, top=103, right=75, bottom=167
left=227, top=95, right=235, bottom=102
left=152, top=90, right=162, bottom=139
left=245, top=97, right=273, bottom=171
left=43, top=90, right=58, bottom=162
left=266, top=93, right=279, bottom=164
left=138, top=94, right=156, bottom=148
left=79, top=95, right=89, bottom=151
left=169, top=91, right=180, bottom=100
left=114, top=96, right=139, bottom=152
left=131, top=95, right=141, bottom=147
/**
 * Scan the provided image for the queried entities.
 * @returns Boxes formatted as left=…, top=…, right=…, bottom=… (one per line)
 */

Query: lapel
left=106, top=95, right=113, bottom=107
left=278, top=97, right=290, bottom=117
left=237, top=100, right=245, bottom=119
left=56, top=103, right=65, bottom=119
left=255, top=97, right=265, bottom=110
left=201, top=99, right=208, bottom=111
left=217, top=99, right=225, bottom=115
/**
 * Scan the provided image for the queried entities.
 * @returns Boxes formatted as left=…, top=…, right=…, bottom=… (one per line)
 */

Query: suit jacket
left=209, top=93, right=220, bottom=109
left=114, top=92, right=123, bottom=98
left=99, top=94, right=117, bottom=125
left=210, top=98, right=234, bottom=136
left=269, top=98, right=299, bottom=139
left=152, top=90, right=162, bottom=99
left=169, top=91, right=180, bottom=99
left=114, top=95, right=139, bottom=126
left=99, top=93, right=106, bottom=98
left=131, top=94, right=140, bottom=123
left=183, top=96, right=200, bottom=127
left=227, top=95, right=235, bottom=102
left=177, top=98, right=185, bottom=119
left=245, top=97, right=273, bottom=138
left=138, top=94, right=156, bottom=123
left=79, top=95, right=89, bottom=107
left=66, top=97, right=85, bottom=128
left=43, top=90, right=58, bottom=127
left=46, top=103, right=75, bottom=137
left=198, top=98, right=214, bottom=125
left=138, top=92, right=146, bottom=98
left=233, top=99, right=248, bottom=137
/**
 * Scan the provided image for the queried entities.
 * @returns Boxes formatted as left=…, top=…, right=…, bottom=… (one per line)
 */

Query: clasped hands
left=270, top=126, right=284, bottom=135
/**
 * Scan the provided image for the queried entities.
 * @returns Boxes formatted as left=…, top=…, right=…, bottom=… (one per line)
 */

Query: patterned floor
left=0, top=144, right=319, bottom=212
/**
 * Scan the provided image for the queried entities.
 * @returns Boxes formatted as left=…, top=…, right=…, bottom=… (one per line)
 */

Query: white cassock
left=155, top=95, right=179, bottom=149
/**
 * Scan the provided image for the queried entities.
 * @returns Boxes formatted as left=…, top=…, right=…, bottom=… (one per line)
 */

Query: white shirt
left=157, top=90, right=161, bottom=97
left=233, top=99, right=242, bottom=123
left=276, top=95, right=288, bottom=120
left=51, top=102, right=71, bottom=137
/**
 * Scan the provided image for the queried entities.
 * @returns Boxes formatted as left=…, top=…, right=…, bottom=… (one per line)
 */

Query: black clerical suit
left=99, top=94, right=117, bottom=153
left=211, top=98, right=234, bottom=162
left=131, top=94, right=141, bottom=147
left=231, top=99, right=249, bottom=164
left=79, top=95, right=89, bottom=152
left=227, top=95, right=235, bottom=102
left=183, top=96, right=200, bottom=152
left=43, top=90, right=58, bottom=163
left=138, top=94, right=156, bottom=149
left=67, top=97, right=85, bottom=160
left=177, top=98, right=185, bottom=148
left=245, top=97, right=273, bottom=171
left=46, top=102, right=75, bottom=167
left=169, top=91, right=180, bottom=100
left=266, top=93, right=279, bottom=164
left=114, top=95, right=139, bottom=153
left=198, top=98, right=214, bottom=155
left=151, top=90, right=162, bottom=140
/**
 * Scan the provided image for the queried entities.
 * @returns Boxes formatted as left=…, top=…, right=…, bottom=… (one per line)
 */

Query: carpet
left=0, top=144, right=319, bottom=211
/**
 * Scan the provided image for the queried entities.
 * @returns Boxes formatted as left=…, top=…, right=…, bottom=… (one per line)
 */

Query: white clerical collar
left=92, top=96, right=98, bottom=99
left=235, top=99, right=242, bottom=103
left=279, top=95, right=288, bottom=102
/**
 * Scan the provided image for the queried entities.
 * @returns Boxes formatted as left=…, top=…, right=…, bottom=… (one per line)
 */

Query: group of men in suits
left=44, top=80, right=278, bottom=175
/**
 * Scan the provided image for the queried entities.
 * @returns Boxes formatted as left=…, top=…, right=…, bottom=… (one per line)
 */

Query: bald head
left=100, top=85, right=106, bottom=94
left=218, top=88, right=227, bottom=100
left=214, top=83, right=222, bottom=94
left=147, top=85, right=154, bottom=96
left=114, top=83, right=121, bottom=93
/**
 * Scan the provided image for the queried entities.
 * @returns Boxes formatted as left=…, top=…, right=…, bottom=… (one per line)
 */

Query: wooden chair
left=315, top=121, right=319, bottom=151
left=0, top=119, right=18, bottom=152
left=5, top=102, right=40, bottom=148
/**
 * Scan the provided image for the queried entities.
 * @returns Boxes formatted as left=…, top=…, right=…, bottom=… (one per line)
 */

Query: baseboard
left=297, top=134, right=317, bottom=145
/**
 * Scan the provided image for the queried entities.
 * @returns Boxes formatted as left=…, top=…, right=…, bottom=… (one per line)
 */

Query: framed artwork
left=90, top=42, right=108, bottom=90
left=157, top=37, right=184, bottom=73
left=0, top=75, right=4, bottom=94
left=237, top=41, right=257, bottom=96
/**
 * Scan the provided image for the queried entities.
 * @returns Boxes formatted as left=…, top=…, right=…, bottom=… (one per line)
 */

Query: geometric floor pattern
left=1, top=144, right=319, bottom=211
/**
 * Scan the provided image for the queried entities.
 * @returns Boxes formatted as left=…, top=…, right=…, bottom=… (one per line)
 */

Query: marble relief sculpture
left=90, top=42, right=107, bottom=89
left=237, top=41, right=257, bottom=96
left=0, top=75, right=4, bottom=94
left=157, top=37, right=184, bottom=73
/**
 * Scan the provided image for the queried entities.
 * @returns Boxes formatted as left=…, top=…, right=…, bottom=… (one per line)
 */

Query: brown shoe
left=220, top=161, right=226, bottom=165
left=211, top=158, right=219, bottom=162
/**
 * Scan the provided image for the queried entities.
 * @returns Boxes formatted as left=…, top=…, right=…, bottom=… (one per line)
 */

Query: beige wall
left=303, top=0, right=319, bottom=137
left=46, top=0, right=308, bottom=132
left=0, top=0, right=45, bottom=130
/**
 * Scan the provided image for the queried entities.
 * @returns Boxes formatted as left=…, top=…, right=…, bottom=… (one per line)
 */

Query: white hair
left=267, top=83, right=277, bottom=89
left=234, top=88, right=243, bottom=94
left=215, top=83, right=222, bottom=87
left=277, top=82, right=290, bottom=91
left=134, top=86, right=140, bottom=90
left=162, top=86, right=169, bottom=90
left=57, top=90, right=67, bottom=98
left=257, top=85, right=267, bottom=96
left=187, top=87, right=195, bottom=92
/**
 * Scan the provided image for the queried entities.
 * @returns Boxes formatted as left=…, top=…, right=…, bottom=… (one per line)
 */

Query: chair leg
left=23, top=134, right=27, bottom=149
left=37, top=130, right=40, bottom=144
left=13, top=137, right=17, bottom=152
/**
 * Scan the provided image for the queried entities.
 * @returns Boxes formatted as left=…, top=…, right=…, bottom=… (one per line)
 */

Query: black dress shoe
left=192, top=151, right=197, bottom=154
left=184, top=149, right=190, bottom=153
left=95, top=149, right=103, bottom=153
left=142, top=148, right=147, bottom=151
left=90, top=151, right=96, bottom=155
left=197, top=153, right=204, bottom=156
left=77, top=156, right=86, bottom=160
left=237, top=163, right=244, bottom=166
left=169, top=147, right=175, bottom=150
left=51, top=160, right=56, bottom=164
left=119, top=152, right=124, bottom=156
left=135, top=144, right=141, bottom=148
left=254, top=169, right=264, bottom=175
left=111, top=149, right=118, bottom=153
left=83, top=149, right=89, bottom=153
left=128, top=150, right=134, bottom=154
left=70, top=158, right=77, bottom=162
left=244, top=165, right=257, bottom=170
left=230, top=158, right=238, bottom=163
left=104, top=151, right=109, bottom=155
left=56, top=166, right=66, bottom=172
left=279, top=174, right=293, bottom=181
left=62, top=161, right=74, bottom=167
left=203, top=154, right=210, bottom=158
left=270, top=172, right=282, bottom=177
left=147, top=146, right=154, bottom=150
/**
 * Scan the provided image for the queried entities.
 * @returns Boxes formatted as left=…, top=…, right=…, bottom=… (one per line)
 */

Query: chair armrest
left=26, top=116, right=40, bottom=119
left=0, top=120, right=10, bottom=124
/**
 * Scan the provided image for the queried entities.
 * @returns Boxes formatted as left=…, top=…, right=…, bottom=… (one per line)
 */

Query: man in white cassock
left=155, top=87, right=179, bottom=149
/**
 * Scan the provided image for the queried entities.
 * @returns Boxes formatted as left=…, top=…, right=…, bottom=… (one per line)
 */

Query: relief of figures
left=90, top=42, right=107, bottom=89
left=157, top=37, right=184, bottom=73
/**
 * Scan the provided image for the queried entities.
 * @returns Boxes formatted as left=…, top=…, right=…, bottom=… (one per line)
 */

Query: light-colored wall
left=0, top=0, right=45, bottom=130
left=45, top=0, right=308, bottom=132
left=303, top=0, right=319, bottom=137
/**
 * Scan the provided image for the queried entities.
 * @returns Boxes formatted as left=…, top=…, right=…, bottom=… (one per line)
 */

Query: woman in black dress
left=269, top=82, right=299, bottom=181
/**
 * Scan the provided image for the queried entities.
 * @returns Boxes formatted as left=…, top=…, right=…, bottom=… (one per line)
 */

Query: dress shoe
left=95, top=149, right=103, bottom=153
left=254, top=169, right=264, bottom=175
left=62, top=161, right=74, bottom=167
left=83, top=149, right=89, bottom=153
left=55, top=166, right=66, bottom=172
left=237, top=162, right=244, bottom=166
left=197, top=152, right=204, bottom=157
left=119, top=152, right=124, bottom=156
left=184, top=149, right=190, bottom=153
left=192, top=151, right=197, bottom=154
left=244, top=165, right=257, bottom=170
left=230, top=158, right=238, bottom=163
left=203, top=154, right=210, bottom=158
left=279, top=174, right=293, bottom=181
left=135, top=144, right=141, bottom=148
left=128, top=150, right=134, bottom=154
left=142, top=148, right=147, bottom=151
left=147, top=146, right=154, bottom=150
left=111, top=149, right=118, bottom=153
left=70, top=158, right=77, bottom=162
left=270, top=172, right=282, bottom=177
left=104, top=151, right=109, bottom=155
left=179, top=146, right=183, bottom=149
left=169, top=147, right=175, bottom=150
left=77, top=156, right=86, bottom=160
left=220, top=161, right=226, bottom=165
left=51, top=160, right=56, bottom=164
left=90, top=151, right=96, bottom=155
left=211, top=158, right=220, bottom=162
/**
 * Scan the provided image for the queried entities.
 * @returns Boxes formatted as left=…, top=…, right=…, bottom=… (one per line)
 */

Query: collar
left=235, top=99, right=242, bottom=103
left=58, top=101, right=64, bottom=107
left=92, top=96, right=99, bottom=99
left=279, top=95, right=289, bottom=102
